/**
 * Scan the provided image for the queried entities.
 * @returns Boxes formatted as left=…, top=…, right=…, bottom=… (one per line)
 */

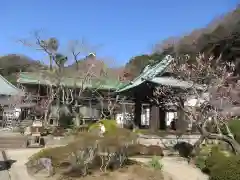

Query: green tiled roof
left=17, top=72, right=127, bottom=90
left=0, top=74, right=22, bottom=95
left=116, top=55, right=174, bottom=92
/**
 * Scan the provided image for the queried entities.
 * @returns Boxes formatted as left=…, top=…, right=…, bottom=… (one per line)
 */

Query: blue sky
left=1, top=0, right=239, bottom=67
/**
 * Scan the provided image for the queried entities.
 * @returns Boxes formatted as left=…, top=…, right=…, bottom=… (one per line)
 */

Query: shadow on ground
left=0, top=159, right=16, bottom=171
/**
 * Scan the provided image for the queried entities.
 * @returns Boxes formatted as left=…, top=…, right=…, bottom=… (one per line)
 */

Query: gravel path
left=6, top=149, right=40, bottom=180
left=130, top=157, right=209, bottom=180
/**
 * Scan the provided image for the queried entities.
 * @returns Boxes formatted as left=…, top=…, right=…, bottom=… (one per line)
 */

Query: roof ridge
left=132, top=55, right=173, bottom=82
left=116, top=55, right=174, bottom=92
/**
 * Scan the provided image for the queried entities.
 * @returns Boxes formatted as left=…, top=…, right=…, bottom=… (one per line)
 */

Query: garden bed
left=30, top=161, right=164, bottom=180
left=26, top=128, right=165, bottom=180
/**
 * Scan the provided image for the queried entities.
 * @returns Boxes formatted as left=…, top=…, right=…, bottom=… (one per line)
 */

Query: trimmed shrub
left=225, top=119, right=240, bottom=143
left=100, top=119, right=118, bottom=132
left=28, top=132, right=100, bottom=167
left=209, top=155, right=240, bottom=180
left=88, top=119, right=118, bottom=135
left=228, top=119, right=240, bottom=134
left=88, top=120, right=138, bottom=144
left=127, top=144, right=164, bottom=157
left=195, top=145, right=239, bottom=179
left=127, top=144, right=145, bottom=156
left=195, top=145, right=233, bottom=175
left=140, top=145, right=164, bottom=156
left=195, top=155, right=207, bottom=171
left=27, top=130, right=138, bottom=177
left=205, top=147, right=229, bottom=173
left=195, top=145, right=217, bottom=172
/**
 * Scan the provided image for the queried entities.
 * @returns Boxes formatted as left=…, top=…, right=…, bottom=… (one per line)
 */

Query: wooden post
left=133, top=97, right=142, bottom=128
left=176, top=98, right=188, bottom=131
left=159, top=108, right=166, bottom=130
left=149, top=105, right=160, bottom=131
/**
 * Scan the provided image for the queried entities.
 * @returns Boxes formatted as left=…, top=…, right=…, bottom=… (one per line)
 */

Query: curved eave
left=148, top=77, right=204, bottom=90
left=0, top=74, right=23, bottom=96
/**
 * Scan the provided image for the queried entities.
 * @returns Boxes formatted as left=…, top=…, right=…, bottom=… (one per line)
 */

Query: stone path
left=130, top=157, right=209, bottom=180
left=6, top=149, right=39, bottom=180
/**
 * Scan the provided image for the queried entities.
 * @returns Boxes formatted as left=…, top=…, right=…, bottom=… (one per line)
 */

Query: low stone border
left=138, top=134, right=201, bottom=149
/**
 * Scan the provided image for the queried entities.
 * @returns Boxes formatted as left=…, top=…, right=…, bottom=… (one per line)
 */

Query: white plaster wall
left=185, top=93, right=209, bottom=107
left=141, top=108, right=150, bottom=125
left=116, top=112, right=133, bottom=126
left=3, top=108, right=21, bottom=119
left=116, top=108, right=150, bottom=126
left=116, top=109, right=178, bottom=127
left=165, top=112, right=177, bottom=126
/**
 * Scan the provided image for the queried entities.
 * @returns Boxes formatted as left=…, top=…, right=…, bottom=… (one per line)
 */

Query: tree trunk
left=191, top=135, right=206, bottom=157
left=74, top=115, right=81, bottom=127
left=206, top=133, right=240, bottom=154
left=44, top=99, right=54, bottom=127
left=49, top=55, right=53, bottom=71
left=191, top=122, right=240, bottom=157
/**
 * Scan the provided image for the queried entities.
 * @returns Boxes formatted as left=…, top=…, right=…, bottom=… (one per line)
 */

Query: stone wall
left=138, top=134, right=201, bottom=148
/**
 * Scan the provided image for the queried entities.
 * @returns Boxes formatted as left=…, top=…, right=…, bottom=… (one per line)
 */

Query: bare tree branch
left=150, top=52, right=240, bottom=156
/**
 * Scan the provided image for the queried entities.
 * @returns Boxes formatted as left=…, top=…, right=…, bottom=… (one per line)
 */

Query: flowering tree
left=152, top=53, right=240, bottom=155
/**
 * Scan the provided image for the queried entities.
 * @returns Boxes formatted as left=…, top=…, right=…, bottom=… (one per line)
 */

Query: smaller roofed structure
left=0, top=74, right=23, bottom=96
left=116, top=55, right=204, bottom=93
left=116, top=55, right=204, bottom=132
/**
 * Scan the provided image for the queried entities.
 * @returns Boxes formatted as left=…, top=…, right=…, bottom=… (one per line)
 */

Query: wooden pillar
left=176, top=98, right=188, bottom=131
left=149, top=105, right=160, bottom=131
left=159, top=108, right=166, bottom=130
left=134, top=98, right=142, bottom=128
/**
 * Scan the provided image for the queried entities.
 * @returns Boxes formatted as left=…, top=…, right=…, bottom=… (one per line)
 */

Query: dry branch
left=18, top=31, right=117, bottom=126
